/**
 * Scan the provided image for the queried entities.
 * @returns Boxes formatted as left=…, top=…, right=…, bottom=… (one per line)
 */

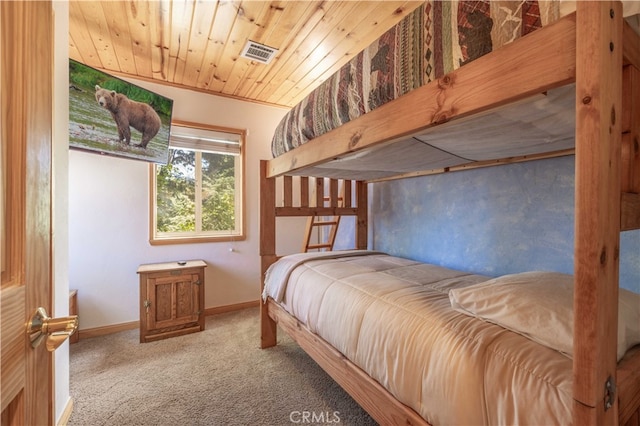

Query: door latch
left=27, top=307, right=79, bottom=351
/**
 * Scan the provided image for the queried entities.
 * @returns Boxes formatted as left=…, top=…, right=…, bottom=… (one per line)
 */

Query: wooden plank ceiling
left=69, top=1, right=423, bottom=108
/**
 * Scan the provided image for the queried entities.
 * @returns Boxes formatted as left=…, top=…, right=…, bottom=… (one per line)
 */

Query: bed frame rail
left=267, top=298, right=430, bottom=426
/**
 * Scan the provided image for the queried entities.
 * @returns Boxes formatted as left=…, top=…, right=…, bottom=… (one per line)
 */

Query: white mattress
left=264, top=251, right=573, bottom=425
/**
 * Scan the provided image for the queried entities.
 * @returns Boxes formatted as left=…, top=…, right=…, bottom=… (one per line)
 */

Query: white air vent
left=240, top=40, right=278, bottom=64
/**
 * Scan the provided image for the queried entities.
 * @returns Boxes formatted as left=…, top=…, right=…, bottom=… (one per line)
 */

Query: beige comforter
left=263, top=251, right=573, bottom=425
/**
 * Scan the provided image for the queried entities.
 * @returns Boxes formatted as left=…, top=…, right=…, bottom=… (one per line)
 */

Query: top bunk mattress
left=271, top=1, right=561, bottom=159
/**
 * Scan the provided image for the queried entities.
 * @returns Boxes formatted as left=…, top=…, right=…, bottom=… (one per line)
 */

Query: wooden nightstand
left=69, top=289, right=79, bottom=344
left=136, top=260, right=206, bottom=343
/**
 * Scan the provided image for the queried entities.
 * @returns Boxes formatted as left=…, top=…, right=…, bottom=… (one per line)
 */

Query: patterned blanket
left=271, top=0, right=559, bottom=157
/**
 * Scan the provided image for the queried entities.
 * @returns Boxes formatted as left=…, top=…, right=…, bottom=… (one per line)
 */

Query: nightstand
left=136, top=260, right=206, bottom=343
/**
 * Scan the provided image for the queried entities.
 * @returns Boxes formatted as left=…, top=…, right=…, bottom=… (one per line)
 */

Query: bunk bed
left=260, top=1, right=640, bottom=425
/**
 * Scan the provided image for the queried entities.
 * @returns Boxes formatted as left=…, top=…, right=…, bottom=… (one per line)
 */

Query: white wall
left=68, top=80, right=292, bottom=330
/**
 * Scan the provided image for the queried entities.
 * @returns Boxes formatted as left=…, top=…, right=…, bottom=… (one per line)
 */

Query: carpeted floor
left=69, top=308, right=377, bottom=426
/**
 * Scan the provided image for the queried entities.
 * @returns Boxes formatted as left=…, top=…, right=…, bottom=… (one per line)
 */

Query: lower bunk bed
left=261, top=249, right=640, bottom=426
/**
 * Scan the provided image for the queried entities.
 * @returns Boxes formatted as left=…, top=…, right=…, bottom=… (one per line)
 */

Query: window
left=150, top=121, right=245, bottom=244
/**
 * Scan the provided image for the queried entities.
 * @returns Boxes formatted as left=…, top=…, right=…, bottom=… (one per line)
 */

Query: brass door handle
left=27, top=307, right=79, bottom=351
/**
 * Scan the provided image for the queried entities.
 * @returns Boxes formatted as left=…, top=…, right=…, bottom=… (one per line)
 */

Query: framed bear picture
left=69, top=59, right=174, bottom=164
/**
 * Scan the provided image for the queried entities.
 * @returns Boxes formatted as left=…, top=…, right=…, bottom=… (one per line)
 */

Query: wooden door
left=1, top=2, right=54, bottom=425
left=147, top=273, right=201, bottom=330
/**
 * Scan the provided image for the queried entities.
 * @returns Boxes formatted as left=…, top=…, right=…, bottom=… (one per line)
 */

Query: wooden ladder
left=302, top=180, right=344, bottom=252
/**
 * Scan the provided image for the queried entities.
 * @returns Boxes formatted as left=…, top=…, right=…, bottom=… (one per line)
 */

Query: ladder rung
left=303, top=180, right=345, bottom=253
left=312, top=220, right=339, bottom=227
left=306, top=243, right=333, bottom=250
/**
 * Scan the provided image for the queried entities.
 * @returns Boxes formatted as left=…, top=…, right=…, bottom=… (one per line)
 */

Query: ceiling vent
left=240, top=41, right=278, bottom=64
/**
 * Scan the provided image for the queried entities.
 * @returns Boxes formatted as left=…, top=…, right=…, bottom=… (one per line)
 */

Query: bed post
left=356, top=180, right=368, bottom=249
left=260, top=160, right=278, bottom=348
left=574, top=2, right=623, bottom=424
left=622, top=65, right=640, bottom=195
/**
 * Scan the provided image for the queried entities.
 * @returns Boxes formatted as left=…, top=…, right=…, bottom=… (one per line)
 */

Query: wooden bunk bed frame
left=260, top=2, right=640, bottom=425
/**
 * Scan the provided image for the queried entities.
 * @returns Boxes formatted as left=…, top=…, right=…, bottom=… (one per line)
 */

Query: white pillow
left=449, top=271, right=640, bottom=361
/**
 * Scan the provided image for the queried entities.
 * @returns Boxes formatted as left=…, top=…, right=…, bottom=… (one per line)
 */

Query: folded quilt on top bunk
left=271, top=1, right=560, bottom=157
left=263, top=251, right=576, bottom=425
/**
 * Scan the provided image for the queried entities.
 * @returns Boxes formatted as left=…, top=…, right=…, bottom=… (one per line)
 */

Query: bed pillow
left=449, top=271, right=640, bottom=361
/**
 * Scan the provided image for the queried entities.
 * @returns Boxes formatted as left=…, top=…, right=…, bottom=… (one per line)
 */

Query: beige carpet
left=69, top=307, right=377, bottom=425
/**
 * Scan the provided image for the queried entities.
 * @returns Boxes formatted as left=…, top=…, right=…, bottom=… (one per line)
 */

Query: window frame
left=149, top=120, right=246, bottom=245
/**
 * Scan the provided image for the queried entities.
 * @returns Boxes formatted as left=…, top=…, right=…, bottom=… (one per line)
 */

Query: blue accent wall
left=366, top=156, right=640, bottom=293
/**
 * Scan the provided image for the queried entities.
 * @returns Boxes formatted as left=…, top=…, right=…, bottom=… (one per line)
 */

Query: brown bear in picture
left=95, top=85, right=161, bottom=148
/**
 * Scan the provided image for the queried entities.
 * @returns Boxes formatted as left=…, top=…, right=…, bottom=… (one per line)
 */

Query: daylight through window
left=150, top=121, right=245, bottom=244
